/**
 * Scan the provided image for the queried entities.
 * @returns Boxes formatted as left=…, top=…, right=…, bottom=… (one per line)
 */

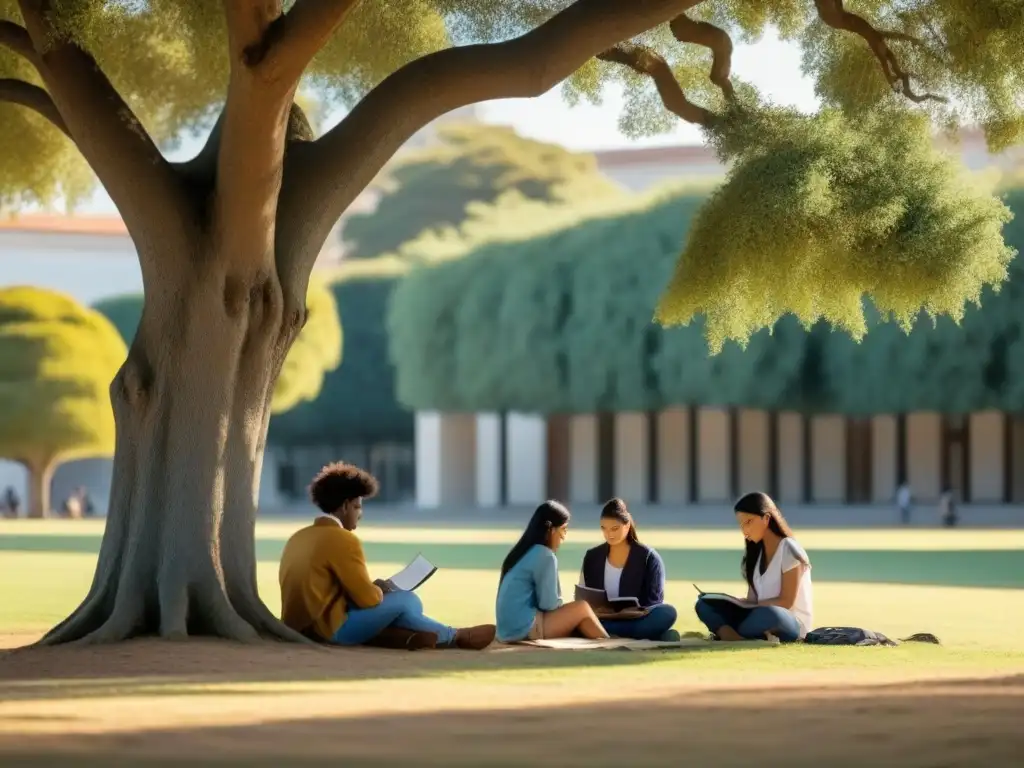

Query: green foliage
left=656, top=104, right=1015, bottom=352
left=268, top=262, right=413, bottom=447
left=389, top=188, right=812, bottom=413
left=390, top=184, right=1024, bottom=416
left=822, top=187, right=1024, bottom=414
left=271, top=279, right=342, bottom=414
left=341, top=123, right=623, bottom=260
left=92, top=279, right=342, bottom=414
left=0, top=286, right=126, bottom=466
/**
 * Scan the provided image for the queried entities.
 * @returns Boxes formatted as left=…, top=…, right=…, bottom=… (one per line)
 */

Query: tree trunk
left=41, top=266, right=311, bottom=645
left=26, top=459, right=55, bottom=519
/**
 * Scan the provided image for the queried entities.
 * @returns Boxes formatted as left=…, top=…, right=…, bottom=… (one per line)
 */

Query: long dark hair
left=601, top=497, right=639, bottom=544
left=735, top=492, right=800, bottom=599
left=499, top=500, right=571, bottom=582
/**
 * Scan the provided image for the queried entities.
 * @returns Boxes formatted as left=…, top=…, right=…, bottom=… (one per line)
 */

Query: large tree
left=0, top=1, right=1019, bottom=645
left=93, top=279, right=343, bottom=415
left=0, top=287, right=126, bottom=518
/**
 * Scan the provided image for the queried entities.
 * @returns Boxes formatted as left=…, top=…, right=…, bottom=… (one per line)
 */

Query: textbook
left=574, top=584, right=644, bottom=614
left=387, top=554, right=438, bottom=592
left=693, top=584, right=755, bottom=608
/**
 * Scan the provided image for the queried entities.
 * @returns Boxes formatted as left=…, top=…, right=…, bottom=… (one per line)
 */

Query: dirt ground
left=0, top=632, right=1021, bottom=767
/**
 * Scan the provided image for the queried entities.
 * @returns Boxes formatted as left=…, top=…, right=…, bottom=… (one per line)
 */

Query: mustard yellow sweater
left=279, top=517, right=383, bottom=641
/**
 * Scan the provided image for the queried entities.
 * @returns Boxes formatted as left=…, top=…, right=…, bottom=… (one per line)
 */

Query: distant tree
left=0, top=286, right=126, bottom=518
left=342, top=123, right=624, bottom=260
left=93, top=279, right=342, bottom=414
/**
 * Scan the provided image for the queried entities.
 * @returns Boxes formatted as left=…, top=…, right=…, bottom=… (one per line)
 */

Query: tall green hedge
left=389, top=187, right=1024, bottom=415
left=389, top=188, right=814, bottom=414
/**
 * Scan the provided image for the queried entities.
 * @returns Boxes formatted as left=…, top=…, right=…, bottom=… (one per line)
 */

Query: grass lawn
left=1, top=519, right=1022, bottom=766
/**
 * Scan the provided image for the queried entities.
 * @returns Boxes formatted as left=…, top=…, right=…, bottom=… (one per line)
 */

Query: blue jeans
left=332, top=590, right=456, bottom=646
left=602, top=603, right=678, bottom=640
left=694, top=597, right=802, bottom=643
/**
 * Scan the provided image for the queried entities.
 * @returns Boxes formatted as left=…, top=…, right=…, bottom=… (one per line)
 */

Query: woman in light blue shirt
left=495, top=500, right=609, bottom=643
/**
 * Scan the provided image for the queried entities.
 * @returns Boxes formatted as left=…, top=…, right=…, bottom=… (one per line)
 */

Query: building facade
left=415, top=409, right=1024, bottom=509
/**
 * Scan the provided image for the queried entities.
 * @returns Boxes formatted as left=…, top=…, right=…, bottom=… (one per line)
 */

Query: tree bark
left=40, top=261, right=310, bottom=645
left=25, top=458, right=55, bottom=520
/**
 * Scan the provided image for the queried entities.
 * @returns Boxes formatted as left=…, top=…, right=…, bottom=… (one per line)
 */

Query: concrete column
left=906, top=412, right=942, bottom=502
left=776, top=412, right=804, bottom=504
left=614, top=412, right=648, bottom=503
left=697, top=407, right=730, bottom=502
left=657, top=408, right=689, bottom=504
left=737, top=409, right=770, bottom=493
left=415, top=411, right=476, bottom=508
left=969, top=411, right=1005, bottom=502
left=506, top=412, right=547, bottom=505
left=1013, top=417, right=1024, bottom=503
left=872, top=415, right=897, bottom=503
left=811, top=415, right=846, bottom=503
left=475, top=413, right=502, bottom=507
left=568, top=414, right=598, bottom=504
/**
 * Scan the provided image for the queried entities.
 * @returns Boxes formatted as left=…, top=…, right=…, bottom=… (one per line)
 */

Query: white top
left=753, top=537, right=813, bottom=637
left=603, top=561, right=624, bottom=601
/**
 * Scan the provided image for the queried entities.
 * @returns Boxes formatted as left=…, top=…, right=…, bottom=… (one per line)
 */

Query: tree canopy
left=0, top=285, right=126, bottom=515
left=93, top=278, right=343, bottom=414
left=389, top=184, right=1024, bottom=416
left=341, top=122, right=624, bottom=260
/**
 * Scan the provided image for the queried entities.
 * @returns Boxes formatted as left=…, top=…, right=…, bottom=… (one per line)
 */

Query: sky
left=78, top=32, right=817, bottom=214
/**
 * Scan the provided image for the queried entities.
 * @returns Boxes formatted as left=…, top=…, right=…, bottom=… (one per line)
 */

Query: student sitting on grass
left=579, top=498, right=679, bottom=641
left=279, top=462, right=496, bottom=651
left=495, top=500, right=609, bottom=643
left=694, top=492, right=813, bottom=643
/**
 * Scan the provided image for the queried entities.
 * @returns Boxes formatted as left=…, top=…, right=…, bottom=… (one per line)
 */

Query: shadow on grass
left=3, top=535, right=1023, bottom=588
left=0, top=674, right=1021, bottom=767
left=0, top=638, right=777, bottom=702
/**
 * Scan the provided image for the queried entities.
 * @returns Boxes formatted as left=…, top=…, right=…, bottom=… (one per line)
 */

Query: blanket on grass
left=517, top=636, right=779, bottom=651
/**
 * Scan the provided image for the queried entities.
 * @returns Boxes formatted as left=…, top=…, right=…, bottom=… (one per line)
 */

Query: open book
left=387, top=554, right=437, bottom=592
left=574, top=584, right=643, bottom=614
left=693, top=584, right=755, bottom=608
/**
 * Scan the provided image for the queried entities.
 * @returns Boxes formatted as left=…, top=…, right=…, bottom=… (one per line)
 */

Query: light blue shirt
left=495, top=544, right=562, bottom=642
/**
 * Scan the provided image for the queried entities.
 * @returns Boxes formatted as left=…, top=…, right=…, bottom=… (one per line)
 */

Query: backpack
left=805, top=627, right=941, bottom=646
left=805, top=626, right=899, bottom=646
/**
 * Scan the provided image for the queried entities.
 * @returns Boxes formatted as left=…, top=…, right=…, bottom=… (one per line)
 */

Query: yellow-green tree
left=0, top=287, right=126, bottom=518
left=0, top=0, right=1019, bottom=645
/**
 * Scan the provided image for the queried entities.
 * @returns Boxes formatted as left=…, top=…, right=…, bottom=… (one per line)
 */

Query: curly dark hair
left=308, top=462, right=379, bottom=513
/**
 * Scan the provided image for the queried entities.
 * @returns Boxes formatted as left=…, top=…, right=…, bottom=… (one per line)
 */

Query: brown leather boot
left=454, top=624, right=496, bottom=650
left=364, top=627, right=438, bottom=651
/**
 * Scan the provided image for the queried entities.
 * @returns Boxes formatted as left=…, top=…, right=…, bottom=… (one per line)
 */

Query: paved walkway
left=261, top=502, right=1024, bottom=528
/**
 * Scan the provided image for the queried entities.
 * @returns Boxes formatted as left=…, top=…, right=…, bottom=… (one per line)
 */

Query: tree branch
left=0, top=19, right=40, bottom=69
left=668, top=14, right=735, bottom=100
left=597, top=44, right=713, bottom=126
left=0, top=77, right=69, bottom=137
left=244, top=0, right=363, bottom=83
left=276, top=0, right=707, bottom=284
left=813, top=0, right=946, bottom=104
left=16, top=1, right=193, bottom=261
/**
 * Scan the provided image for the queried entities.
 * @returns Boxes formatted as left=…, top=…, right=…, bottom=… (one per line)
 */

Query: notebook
left=387, top=554, right=437, bottom=592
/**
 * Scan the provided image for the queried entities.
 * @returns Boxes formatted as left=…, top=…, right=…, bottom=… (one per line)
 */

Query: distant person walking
left=896, top=482, right=913, bottom=525
left=939, top=489, right=958, bottom=528
left=2, top=486, right=20, bottom=518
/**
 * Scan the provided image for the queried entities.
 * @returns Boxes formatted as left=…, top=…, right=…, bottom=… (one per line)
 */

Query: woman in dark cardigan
left=579, top=498, right=678, bottom=641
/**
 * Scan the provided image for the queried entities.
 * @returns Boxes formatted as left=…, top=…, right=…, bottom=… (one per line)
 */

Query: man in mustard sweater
left=279, top=462, right=495, bottom=651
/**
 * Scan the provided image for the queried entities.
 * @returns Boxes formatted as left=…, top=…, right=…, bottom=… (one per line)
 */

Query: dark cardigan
left=580, top=542, right=667, bottom=608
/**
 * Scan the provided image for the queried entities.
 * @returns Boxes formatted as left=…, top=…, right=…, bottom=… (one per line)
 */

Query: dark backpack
left=804, top=626, right=898, bottom=646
